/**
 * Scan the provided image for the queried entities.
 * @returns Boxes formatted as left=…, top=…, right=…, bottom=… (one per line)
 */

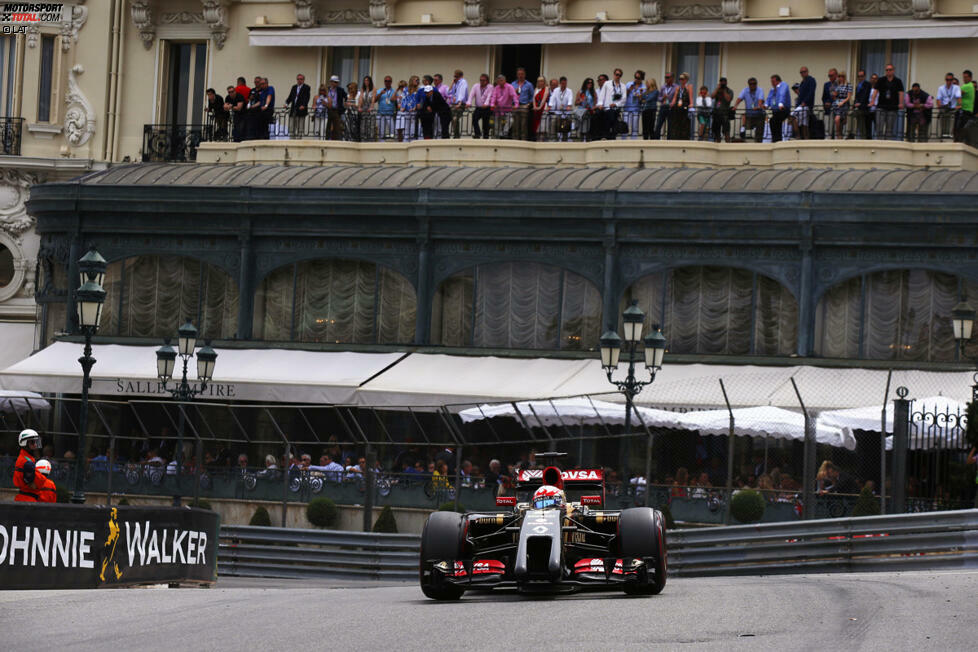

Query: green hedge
left=249, top=506, right=272, bottom=526
left=730, top=489, right=766, bottom=524
left=438, top=501, right=465, bottom=513
left=372, top=505, right=398, bottom=533
left=306, top=497, right=339, bottom=528
left=851, top=485, right=881, bottom=517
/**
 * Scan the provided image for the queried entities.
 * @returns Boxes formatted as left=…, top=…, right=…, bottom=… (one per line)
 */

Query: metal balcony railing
left=141, top=106, right=976, bottom=162
left=0, top=117, right=23, bottom=155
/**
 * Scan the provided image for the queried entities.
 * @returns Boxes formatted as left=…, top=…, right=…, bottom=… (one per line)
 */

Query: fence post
left=891, top=387, right=911, bottom=514
left=791, top=378, right=815, bottom=520
left=880, top=369, right=892, bottom=514
left=106, top=433, right=115, bottom=507
left=718, top=379, right=736, bottom=525
left=281, top=442, right=290, bottom=527
left=363, top=443, right=375, bottom=532
left=453, top=445, right=463, bottom=513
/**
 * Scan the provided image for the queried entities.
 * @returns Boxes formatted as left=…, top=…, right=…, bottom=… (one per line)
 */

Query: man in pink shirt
left=468, top=73, right=494, bottom=138
left=490, top=74, right=519, bottom=138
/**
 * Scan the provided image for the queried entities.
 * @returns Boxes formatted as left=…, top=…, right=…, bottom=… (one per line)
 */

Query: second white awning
left=250, top=24, right=595, bottom=47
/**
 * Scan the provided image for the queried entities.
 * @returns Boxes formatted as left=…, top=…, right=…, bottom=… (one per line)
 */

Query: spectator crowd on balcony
left=205, top=64, right=977, bottom=144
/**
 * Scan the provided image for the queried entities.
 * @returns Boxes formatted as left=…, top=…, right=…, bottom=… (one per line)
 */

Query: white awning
left=357, top=354, right=610, bottom=408
left=250, top=24, right=594, bottom=47
left=600, top=19, right=978, bottom=44
left=0, top=390, right=51, bottom=416
left=674, top=405, right=854, bottom=449
left=458, top=397, right=687, bottom=430
left=0, top=342, right=407, bottom=405
left=818, top=395, right=969, bottom=450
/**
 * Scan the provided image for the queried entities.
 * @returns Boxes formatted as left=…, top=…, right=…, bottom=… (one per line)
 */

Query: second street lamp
left=600, top=300, right=667, bottom=483
left=72, top=247, right=107, bottom=504
left=155, top=318, right=218, bottom=506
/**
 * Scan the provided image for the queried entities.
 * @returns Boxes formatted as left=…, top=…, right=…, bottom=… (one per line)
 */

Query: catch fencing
left=218, top=524, right=420, bottom=581
left=1, top=366, right=974, bottom=526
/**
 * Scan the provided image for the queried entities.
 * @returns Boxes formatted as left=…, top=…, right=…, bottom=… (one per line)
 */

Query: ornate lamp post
left=155, top=319, right=217, bottom=505
left=72, top=247, right=107, bottom=504
left=952, top=299, right=977, bottom=400
left=599, top=300, right=667, bottom=479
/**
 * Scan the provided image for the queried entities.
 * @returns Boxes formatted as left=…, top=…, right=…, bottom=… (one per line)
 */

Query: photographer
left=596, top=68, right=627, bottom=140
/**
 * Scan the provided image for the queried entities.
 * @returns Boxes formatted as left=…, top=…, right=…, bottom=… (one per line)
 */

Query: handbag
left=615, top=119, right=629, bottom=135
left=557, top=117, right=571, bottom=133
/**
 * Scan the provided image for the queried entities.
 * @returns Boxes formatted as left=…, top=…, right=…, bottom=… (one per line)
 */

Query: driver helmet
left=35, top=459, right=52, bottom=476
left=532, top=485, right=566, bottom=510
left=19, top=428, right=40, bottom=449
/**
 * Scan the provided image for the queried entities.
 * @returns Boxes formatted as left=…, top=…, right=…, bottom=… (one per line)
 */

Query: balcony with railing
left=143, top=106, right=978, bottom=164
left=0, top=117, right=23, bottom=156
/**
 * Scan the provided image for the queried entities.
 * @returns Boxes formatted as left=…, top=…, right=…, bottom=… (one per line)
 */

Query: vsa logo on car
left=562, top=470, right=602, bottom=481
left=518, top=469, right=603, bottom=482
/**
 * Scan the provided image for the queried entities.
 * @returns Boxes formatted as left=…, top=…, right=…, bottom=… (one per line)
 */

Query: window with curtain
left=673, top=42, right=721, bottom=93
left=0, top=35, right=16, bottom=116
left=253, top=259, right=416, bottom=344
left=432, top=262, right=602, bottom=350
left=622, top=267, right=798, bottom=356
left=331, top=46, right=371, bottom=87
left=37, top=35, right=54, bottom=122
left=815, top=269, right=976, bottom=362
left=100, top=256, right=239, bottom=340
left=858, top=40, right=909, bottom=81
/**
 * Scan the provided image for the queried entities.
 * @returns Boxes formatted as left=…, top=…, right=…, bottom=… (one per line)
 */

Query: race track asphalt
left=2, top=570, right=975, bottom=651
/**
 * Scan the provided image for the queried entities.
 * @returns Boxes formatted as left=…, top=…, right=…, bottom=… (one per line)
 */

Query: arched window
left=815, top=269, right=977, bottom=361
left=253, top=259, right=416, bottom=344
left=100, top=256, right=238, bottom=339
left=623, top=267, right=798, bottom=356
left=432, top=262, right=602, bottom=350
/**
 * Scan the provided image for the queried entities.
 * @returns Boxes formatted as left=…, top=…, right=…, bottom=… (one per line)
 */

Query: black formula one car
left=419, top=454, right=667, bottom=599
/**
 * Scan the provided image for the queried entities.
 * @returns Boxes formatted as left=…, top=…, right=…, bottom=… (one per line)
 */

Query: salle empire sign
left=0, top=504, right=219, bottom=589
left=107, top=378, right=237, bottom=399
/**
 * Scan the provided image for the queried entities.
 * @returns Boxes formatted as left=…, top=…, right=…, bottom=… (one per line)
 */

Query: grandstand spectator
left=468, top=73, right=493, bottom=138
left=796, top=66, right=816, bottom=139
left=654, top=72, right=677, bottom=139
left=284, top=73, right=310, bottom=138
left=711, top=77, right=733, bottom=142
left=640, top=78, right=659, bottom=140
left=905, top=82, right=933, bottom=143
left=767, top=73, right=791, bottom=143
left=575, top=77, right=597, bottom=140
left=547, top=76, right=574, bottom=141
left=511, top=67, right=534, bottom=141
left=875, top=64, right=905, bottom=139
left=733, top=76, right=765, bottom=142
left=531, top=76, right=550, bottom=139
left=936, top=72, right=961, bottom=139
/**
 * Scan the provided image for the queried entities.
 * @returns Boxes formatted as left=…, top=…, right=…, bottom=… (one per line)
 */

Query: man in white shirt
left=468, top=73, right=493, bottom=138
left=546, top=76, right=574, bottom=141
left=936, top=72, right=961, bottom=138
left=595, top=69, right=626, bottom=140
left=309, top=453, right=344, bottom=483
left=448, top=69, right=469, bottom=138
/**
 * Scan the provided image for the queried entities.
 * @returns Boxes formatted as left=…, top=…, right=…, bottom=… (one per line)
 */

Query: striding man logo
left=100, top=507, right=123, bottom=582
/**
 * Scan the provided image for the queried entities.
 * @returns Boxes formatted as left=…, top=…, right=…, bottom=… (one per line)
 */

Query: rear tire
left=619, top=507, right=667, bottom=596
left=419, top=511, right=466, bottom=600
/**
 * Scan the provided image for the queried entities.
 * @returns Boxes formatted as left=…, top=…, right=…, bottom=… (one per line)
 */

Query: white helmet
left=35, top=459, right=52, bottom=476
left=18, top=429, right=40, bottom=448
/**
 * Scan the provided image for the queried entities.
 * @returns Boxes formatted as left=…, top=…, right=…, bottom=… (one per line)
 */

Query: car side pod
left=513, top=509, right=562, bottom=583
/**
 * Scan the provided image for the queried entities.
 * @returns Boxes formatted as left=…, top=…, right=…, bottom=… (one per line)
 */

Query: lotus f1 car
left=419, top=455, right=667, bottom=599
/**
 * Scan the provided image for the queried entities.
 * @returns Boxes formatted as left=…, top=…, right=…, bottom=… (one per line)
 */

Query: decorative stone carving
left=489, top=7, right=542, bottom=22
left=464, top=0, right=487, bottom=26
left=295, top=0, right=317, bottom=27
left=64, top=65, right=96, bottom=148
left=322, top=9, right=372, bottom=23
left=849, top=0, right=911, bottom=14
left=0, top=169, right=37, bottom=238
left=131, top=0, right=155, bottom=50
left=161, top=12, right=205, bottom=24
left=60, top=3, right=88, bottom=51
left=640, top=0, right=664, bottom=23
left=541, top=0, right=563, bottom=25
left=201, top=0, right=229, bottom=50
left=721, top=0, right=743, bottom=21
left=824, top=0, right=847, bottom=18
left=911, top=0, right=933, bottom=17
left=25, top=24, right=39, bottom=48
left=369, top=0, right=390, bottom=26
left=665, top=3, right=723, bottom=19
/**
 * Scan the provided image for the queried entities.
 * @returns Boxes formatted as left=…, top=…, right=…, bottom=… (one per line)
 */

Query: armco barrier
left=218, top=510, right=978, bottom=583
left=0, top=504, right=219, bottom=589
left=218, top=524, right=421, bottom=581
left=668, top=509, right=978, bottom=577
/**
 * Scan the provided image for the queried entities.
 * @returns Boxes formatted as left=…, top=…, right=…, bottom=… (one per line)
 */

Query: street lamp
left=600, top=300, right=667, bottom=478
left=72, top=247, right=107, bottom=504
left=951, top=298, right=977, bottom=400
left=155, top=318, right=218, bottom=505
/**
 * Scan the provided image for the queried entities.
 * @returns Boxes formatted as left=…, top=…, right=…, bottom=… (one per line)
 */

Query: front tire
left=619, top=507, right=667, bottom=595
left=419, top=511, right=466, bottom=600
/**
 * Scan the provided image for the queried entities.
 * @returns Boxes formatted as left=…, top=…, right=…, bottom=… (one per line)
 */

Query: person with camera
left=596, top=68, right=627, bottom=140
left=711, top=77, right=733, bottom=142
left=547, top=76, right=574, bottom=142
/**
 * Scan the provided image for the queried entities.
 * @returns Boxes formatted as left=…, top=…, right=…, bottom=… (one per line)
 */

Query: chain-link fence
left=1, top=370, right=974, bottom=526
